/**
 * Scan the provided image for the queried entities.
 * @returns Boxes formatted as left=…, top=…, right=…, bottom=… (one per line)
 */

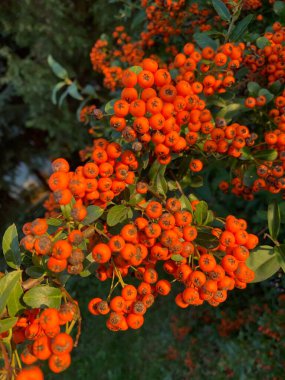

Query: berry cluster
left=110, top=38, right=254, bottom=167
left=13, top=304, right=76, bottom=378
left=245, top=23, right=285, bottom=84
left=20, top=218, right=86, bottom=274
left=88, top=197, right=258, bottom=330
left=48, top=139, right=138, bottom=211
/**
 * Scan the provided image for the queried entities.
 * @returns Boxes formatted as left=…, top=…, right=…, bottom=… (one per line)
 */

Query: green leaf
left=269, top=80, right=282, bottom=94
left=230, top=14, right=254, bottom=41
left=128, top=66, right=143, bottom=74
left=149, top=160, right=168, bottom=197
left=7, top=282, right=24, bottom=317
left=131, top=9, right=146, bottom=31
left=195, top=231, right=220, bottom=250
left=240, top=147, right=253, bottom=161
left=82, top=205, right=104, bottom=225
left=47, top=55, right=68, bottom=79
left=217, top=103, right=248, bottom=120
left=23, top=285, right=62, bottom=309
left=246, top=245, right=280, bottom=283
left=68, top=82, right=83, bottom=100
left=179, top=195, right=193, bottom=213
left=107, top=205, right=130, bottom=227
left=128, top=208, right=133, bottom=219
left=247, top=81, right=260, bottom=96
left=25, top=266, right=46, bottom=279
left=171, top=254, right=184, bottom=262
left=205, top=210, right=215, bottom=226
left=273, top=1, right=285, bottom=17
left=47, top=218, right=63, bottom=227
left=51, top=81, right=66, bottom=105
left=2, top=224, right=21, bottom=269
left=58, top=86, right=70, bottom=108
left=141, top=152, right=149, bottom=170
left=82, top=84, right=98, bottom=97
left=189, top=194, right=198, bottom=202
left=128, top=193, right=144, bottom=206
left=258, top=89, right=274, bottom=103
left=105, top=98, right=118, bottom=115
left=0, top=271, right=22, bottom=316
left=169, top=69, right=179, bottom=80
left=0, top=317, right=18, bottom=334
left=275, top=244, right=285, bottom=272
left=194, top=201, right=208, bottom=225
left=253, top=149, right=278, bottom=161
left=189, top=175, right=203, bottom=188
left=149, top=160, right=164, bottom=180
left=268, top=201, right=280, bottom=240
left=80, top=253, right=95, bottom=278
left=243, top=166, right=258, bottom=186
left=256, top=37, right=271, bottom=49
left=193, top=32, right=218, bottom=50
left=60, top=198, right=75, bottom=220
left=212, top=0, right=231, bottom=21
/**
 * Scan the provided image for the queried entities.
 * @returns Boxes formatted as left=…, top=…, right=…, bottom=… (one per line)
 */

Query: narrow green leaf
left=58, top=87, right=69, bottom=108
left=205, top=210, right=215, bottom=226
left=193, top=32, right=218, bottom=50
left=212, top=0, right=231, bottom=21
left=131, top=10, right=146, bottom=31
left=149, top=160, right=168, bottom=197
left=217, top=103, right=248, bottom=120
left=7, top=282, right=24, bottom=317
left=47, top=55, right=68, bottom=79
left=23, top=285, right=62, bottom=309
left=107, top=205, right=130, bottom=227
left=60, top=198, right=75, bottom=220
left=68, top=82, right=83, bottom=100
left=189, top=175, right=203, bottom=188
left=80, top=253, right=95, bottom=278
left=47, top=218, right=63, bottom=227
left=2, top=224, right=21, bottom=269
left=230, top=14, right=254, bottom=41
left=0, top=271, right=22, bottom=316
left=275, top=245, right=285, bottom=273
left=240, top=147, right=253, bottom=161
left=196, top=231, right=220, bottom=250
left=268, top=201, right=280, bottom=240
left=25, top=266, right=46, bottom=279
left=247, top=245, right=280, bottom=283
left=194, top=201, right=208, bottom=225
left=253, top=149, right=278, bottom=161
left=179, top=195, right=193, bottom=213
left=51, top=81, right=66, bottom=105
left=82, top=205, right=104, bottom=225
left=0, top=317, right=18, bottom=334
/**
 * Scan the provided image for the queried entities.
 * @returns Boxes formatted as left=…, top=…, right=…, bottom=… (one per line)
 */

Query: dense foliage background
left=1, top=1, right=285, bottom=379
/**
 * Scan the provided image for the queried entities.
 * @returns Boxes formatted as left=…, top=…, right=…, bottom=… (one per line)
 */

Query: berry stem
left=111, top=259, right=126, bottom=287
